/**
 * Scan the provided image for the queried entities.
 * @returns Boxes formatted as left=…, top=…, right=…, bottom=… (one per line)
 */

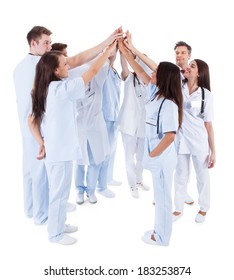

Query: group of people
left=13, top=26, right=215, bottom=246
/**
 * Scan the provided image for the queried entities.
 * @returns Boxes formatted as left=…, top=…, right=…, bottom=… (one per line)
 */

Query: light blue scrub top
left=13, top=54, right=40, bottom=138
left=145, top=83, right=179, bottom=159
left=42, top=77, right=85, bottom=162
left=102, top=67, right=121, bottom=122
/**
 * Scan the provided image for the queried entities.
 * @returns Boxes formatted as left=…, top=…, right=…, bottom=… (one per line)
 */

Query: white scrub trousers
left=174, top=154, right=210, bottom=213
left=121, top=133, right=144, bottom=187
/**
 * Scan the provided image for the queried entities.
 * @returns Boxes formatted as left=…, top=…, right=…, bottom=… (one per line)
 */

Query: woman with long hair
left=28, top=41, right=117, bottom=245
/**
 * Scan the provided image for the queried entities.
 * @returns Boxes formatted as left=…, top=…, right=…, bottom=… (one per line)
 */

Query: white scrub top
left=13, top=54, right=40, bottom=138
left=102, top=67, right=121, bottom=122
left=117, top=72, right=146, bottom=137
left=145, top=84, right=179, bottom=160
left=177, top=84, right=214, bottom=156
left=42, top=77, right=85, bottom=162
left=71, top=62, right=110, bottom=165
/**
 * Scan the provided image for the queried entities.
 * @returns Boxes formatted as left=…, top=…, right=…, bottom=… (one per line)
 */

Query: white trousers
left=45, top=161, right=73, bottom=242
left=121, top=133, right=145, bottom=187
left=174, top=154, right=210, bottom=212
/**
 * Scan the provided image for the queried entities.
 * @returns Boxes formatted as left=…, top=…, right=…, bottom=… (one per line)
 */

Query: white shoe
left=172, top=212, right=183, bottom=222
left=141, top=232, right=158, bottom=246
left=57, top=234, right=77, bottom=245
left=184, top=195, right=194, bottom=205
left=64, top=224, right=78, bottom=233
left=137, top=182, right=150, bottom=191
left=195, top=212, right=206, bottom=223
left=67, top=202, right=76, bottom=212
left=107, top=180, right=122, bottom=186
left=76, top=193, right=84, bottom=205
left=130, top=186, right=139, bottom=198
left=88, top=194, right=97, bottom=204
left=97, top=188, right=115, bottom=198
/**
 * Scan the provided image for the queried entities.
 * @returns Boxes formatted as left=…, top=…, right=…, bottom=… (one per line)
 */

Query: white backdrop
left=0, top=0, right=233, bottom=279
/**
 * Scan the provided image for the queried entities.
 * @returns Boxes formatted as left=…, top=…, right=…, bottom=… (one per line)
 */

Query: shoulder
left=162, top=99, right=178, bottom=111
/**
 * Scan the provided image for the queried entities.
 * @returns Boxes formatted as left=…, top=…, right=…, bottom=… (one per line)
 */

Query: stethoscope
left=133, top=72, right=145, bottom=98
left=146, top=89, right=166, bottom=134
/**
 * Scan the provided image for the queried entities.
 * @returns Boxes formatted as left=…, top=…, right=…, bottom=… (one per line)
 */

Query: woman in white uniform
left=173, top=59, right=216, bottom=223
left=118, top=39, right=183, bottom=246
left=28, top=42, right=116, bottom=245
left=117, top=51, right=150, bottom=198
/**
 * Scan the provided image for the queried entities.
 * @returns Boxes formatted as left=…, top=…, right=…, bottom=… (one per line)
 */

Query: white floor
left=1, top=129, right=233, bottom=280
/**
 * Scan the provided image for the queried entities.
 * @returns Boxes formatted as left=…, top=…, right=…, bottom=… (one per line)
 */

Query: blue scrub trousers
left=23, top=138, right=48, bottom=224
left=97, top=121, right=118, bottom=190
left=75, top=142, right=103, bottom=196
left=145, top=146, right=177, bottom=246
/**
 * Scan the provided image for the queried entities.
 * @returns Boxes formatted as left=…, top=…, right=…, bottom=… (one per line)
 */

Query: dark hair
left=51, top=43, right=68, bottom=51
left=31, top=51, right=62, bottom=124
left=174, top=41, right=192, bottom=55
left=156, top=62, right=183, bottom=127
left=27, top=26, right=52, bottom=46
left=194, top=59, right=211, bottom=91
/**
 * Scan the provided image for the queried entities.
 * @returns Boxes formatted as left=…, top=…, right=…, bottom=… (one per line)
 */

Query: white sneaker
left=195, top=212, right=206, bottom=223
left=67, top=202, right=76, bottom=212
left=88, top=194, right=97, bottom=204
left=64, top=224, right=78, bottom=233
left=141, top=232, right=158, bottom=246
left=130, top=186, right=139, bottom=198
left=184, top=194, right=194, bottom=205
left=57, top=234, right=77, bottom=245
left=107, top=180, right=122, bottom=186
left=76, top=193, right=84, bottom=205
left=137, top=182, right=150, bottom=191
left=97, top=188, right=115, bottom=198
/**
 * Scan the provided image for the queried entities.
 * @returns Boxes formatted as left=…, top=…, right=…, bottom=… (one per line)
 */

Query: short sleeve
left=55, top=77, right=85, bottom=101
left=161, top=100, right=179, bottom=134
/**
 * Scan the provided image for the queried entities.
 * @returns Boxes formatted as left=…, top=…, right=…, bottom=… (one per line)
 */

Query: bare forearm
left=28, top=115, right=44, bottom=146
left=131, top=47, right=157, bottom=71
left=67, top=43, right=107, bottom=69
left=122, top=50, right=151, bottom=85
left=120, top=53, right=129, bottom=80
left=82, top=45, right=113, bottom=85
left=205, top=122, right=216, bottom=154
left=149, top=132, right=175, bottom=157
left=68, top=28, right=123, bottom=69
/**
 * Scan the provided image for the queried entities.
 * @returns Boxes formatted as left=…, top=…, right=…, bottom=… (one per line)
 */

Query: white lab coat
left=70, top=62, right=110, bottom=165
left=176, top=85, right=214, bottom=156
left=117, top=72, right=146, bottom=137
